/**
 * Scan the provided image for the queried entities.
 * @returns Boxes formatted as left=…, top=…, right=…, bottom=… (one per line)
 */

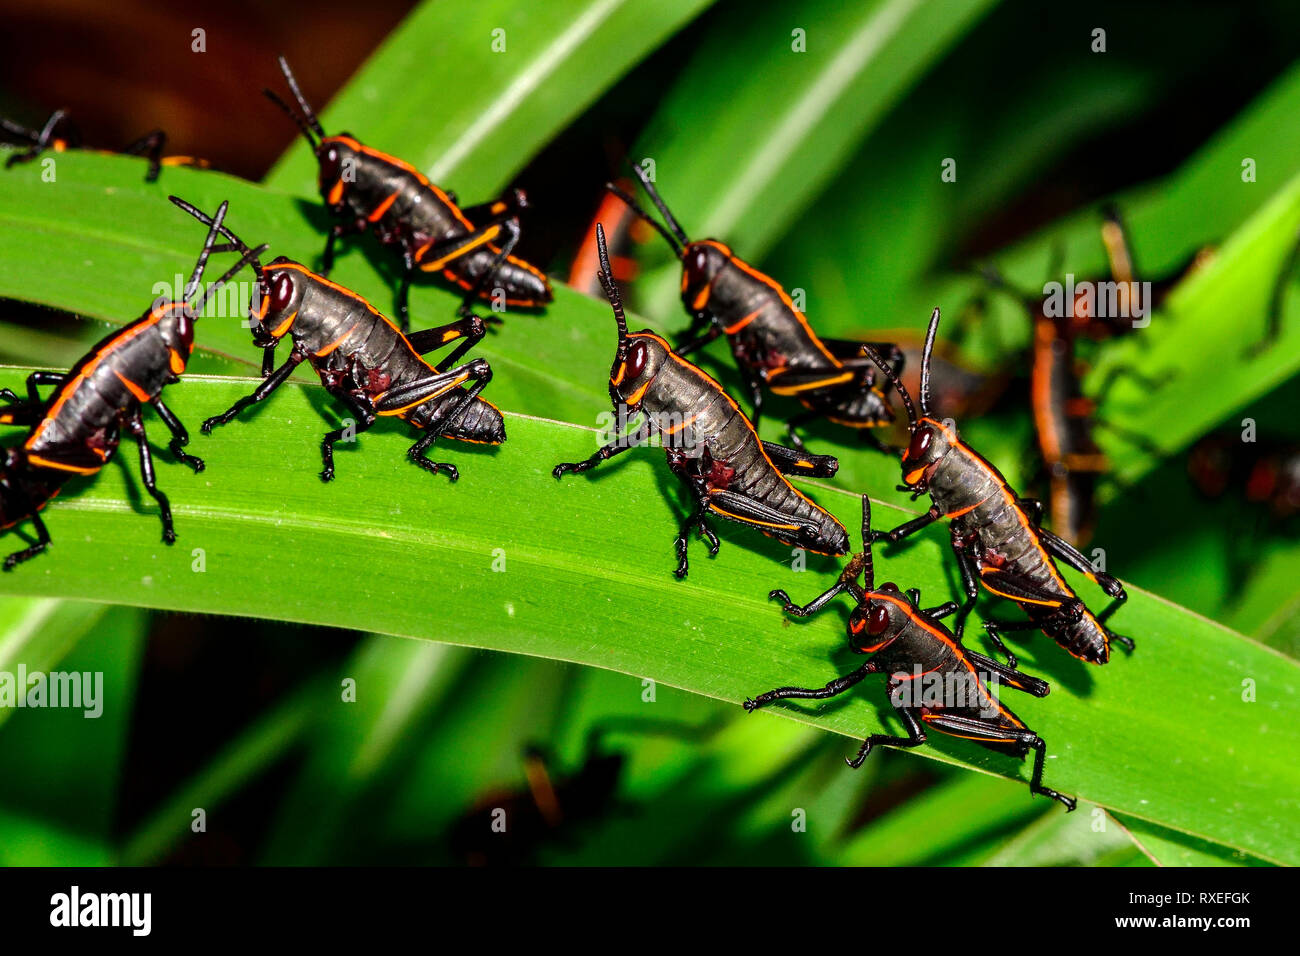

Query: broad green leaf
left=1113, top=814, right=1272, bottom=868
left=768, top=55, right=1156, bottom=342
left=783, top=58, right=1300, bottom=377
left=265, top=0, right=716, bottom=198
left=967, top=59, right=1300, bottom=365
left=0, top=372, right=1294, bottom=863
left=358, top=653, right=583, bottom=861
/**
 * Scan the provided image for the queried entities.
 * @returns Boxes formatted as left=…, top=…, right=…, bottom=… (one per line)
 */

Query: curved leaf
left=0, top=371, right=1294, bottom=863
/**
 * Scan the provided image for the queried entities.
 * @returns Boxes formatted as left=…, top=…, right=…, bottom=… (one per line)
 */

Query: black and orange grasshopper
left=553, top=225, right=849, bottom=577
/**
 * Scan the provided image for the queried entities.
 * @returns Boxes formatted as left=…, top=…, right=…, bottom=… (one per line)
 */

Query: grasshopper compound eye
left=175, top=308, right=195, bottom=354
left=320, top=144, right=341, bottom=179
left=270, top=273, right=295, bottom=314
left=627, top=340, right=648, bottom=381
left=906, top=427, right=932, bottom=462
left=866, top=604, right=890, bottom=636
left=684, top=245, right=711, bottom=287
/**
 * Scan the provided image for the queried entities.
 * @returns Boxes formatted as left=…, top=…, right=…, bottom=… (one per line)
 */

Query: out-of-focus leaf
left=265, top=0, right=717, bottom=198
left=119, top=675, right=324, bottom=865
left=0, top=597, right=108, bottom=730
left=1089, top=172, right=1300, bottom=488
left=629, top=0, right=1001, bottom=314
left=0, top=606, right=144, bottom=844
left=1113, top=813, right=1273, bottom=867
left=258, top=637, right=471, bottom=864
left=975, top=805, right=1147, bottom=867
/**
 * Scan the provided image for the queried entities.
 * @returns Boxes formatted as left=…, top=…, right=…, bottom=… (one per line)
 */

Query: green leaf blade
left=264, top=0, right=717, bottom=198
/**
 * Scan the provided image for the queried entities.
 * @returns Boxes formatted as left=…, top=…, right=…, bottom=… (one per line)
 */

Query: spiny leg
left=413, top=215, right=524, bottom=324
left=457, top=188, right=529, bottom=224
left=769, top=578, right=851, bottom=618
left=553, top=421, right=652, bottom=478
left=980, top=619, right=1043, bottom=670
left=674, top=499, right=719, bottom=579
left=1037, top=525, right=1127, bottom=600
left=0, top=369, right=68, bottom=406
left=963, top=650, right=1051, bottom=698
left=152, top=398, right=204, bottom=472
left=922, top=713, right=1075, bottom=810
left=744, top=661, right=876, bottom=711
left=673, top=317, right=721, bottom=357
left=3, top=508, right=51, bottom=570
left=321, top=218, right=365, bottom=278
left=760, top=439, right=838, bottom=478
left=950, top=532, right=983, bottom=647
left=3, top=109, right=70, bottom=169
left=320, top=404, right=376, bottom=482
left=390, top=362, right=496, bottom=481
left=120, top=128, right=167, bottom=182
left=396, top=246, right=416, bottom=331
left=26, top=370, right=67, bottom=403
left=1026, top=736, right=1076, bottom=810
left=738, top=363, right=764, bottom=432
left=128, top=414, right=176, bottom=544
left=406, top=314, right=491, bottom=370
left=202, top=349, right=305, bottom=432
left=451, top=217, right=522, bottom=320
left=1097, top=604, right=1135, bottom=652
left=923, top=600, right=960, bottom=619
left=873, top=504, right=942, bottom=544
left=847, top=706, right=927, bottom=769
left=978, top=565, right=1071, bottom=608
left=408, top=428, right=460, bottom=481
left=375, top=358, right=493, bottom=420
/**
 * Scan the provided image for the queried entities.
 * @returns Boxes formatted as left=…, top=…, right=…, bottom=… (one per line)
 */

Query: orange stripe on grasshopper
left=367, top=190, right=402, bottom=223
